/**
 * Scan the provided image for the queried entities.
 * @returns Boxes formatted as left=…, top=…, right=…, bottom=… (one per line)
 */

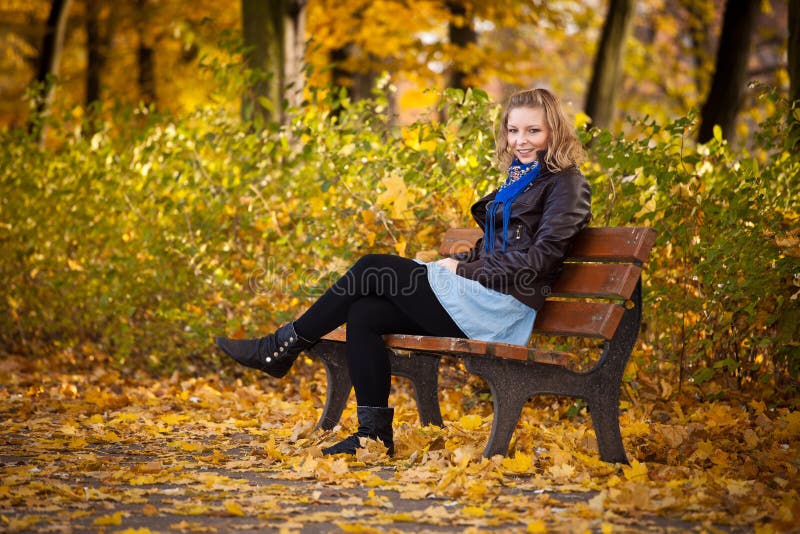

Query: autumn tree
left=134, top=0, right=157, bottom=106
left=29, top=0, right=73, bottom=144
left=584, top=0, right=635, bottom=131
left=85, top=0, right=112, bottom=109
left=445, top=0, right=477, bottom=91
left=241, top=0, right=306, bottom=125
left=697, top=0, right=760, bottom=143
left=789, top=0, right=799, bottom=138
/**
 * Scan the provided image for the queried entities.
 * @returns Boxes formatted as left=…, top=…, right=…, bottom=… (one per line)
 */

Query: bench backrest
left=441, top=227, right=657, bottom=340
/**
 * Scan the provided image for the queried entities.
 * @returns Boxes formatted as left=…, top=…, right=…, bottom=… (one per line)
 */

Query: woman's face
left=506, top=106, right=549, bottom=164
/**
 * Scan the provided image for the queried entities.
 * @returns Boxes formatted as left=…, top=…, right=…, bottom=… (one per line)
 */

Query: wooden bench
left=304, top=226, right=656, bottom=464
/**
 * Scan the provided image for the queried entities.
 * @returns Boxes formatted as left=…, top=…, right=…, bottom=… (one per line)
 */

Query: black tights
left=293, top=254, right=466, bottom=407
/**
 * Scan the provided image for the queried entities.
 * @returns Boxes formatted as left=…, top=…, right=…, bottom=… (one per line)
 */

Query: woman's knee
left=346, top=298, right=384, bottom=330
left=350, top=253, right=391, bottom=274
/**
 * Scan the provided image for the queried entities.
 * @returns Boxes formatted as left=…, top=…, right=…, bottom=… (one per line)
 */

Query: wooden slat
left=440, top=226, right=657, bottom=264
left=439, top=228, right=483, bottom=256
left=569, top=227, right=657, bottom=263
left=552, top=263, right=642, bottom=299
left=320, top=328, right=571, bottom=365
left=532, top=301, right=625, bottom=339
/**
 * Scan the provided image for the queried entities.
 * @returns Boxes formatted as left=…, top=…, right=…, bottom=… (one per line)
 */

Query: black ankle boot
left=216, top=322, right=315, bottom=378
left=322, top=406, right=394, bottom=456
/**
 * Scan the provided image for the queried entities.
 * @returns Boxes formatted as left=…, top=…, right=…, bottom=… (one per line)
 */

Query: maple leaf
left=501, top=452, right=532, bottom=474
left=622, top=460, right=649, bottom=482
left=93, top=512, right=123, bottom=525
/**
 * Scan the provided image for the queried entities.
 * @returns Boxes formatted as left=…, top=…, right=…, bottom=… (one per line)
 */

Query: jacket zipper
left=515, top=225, right=522, bottom=240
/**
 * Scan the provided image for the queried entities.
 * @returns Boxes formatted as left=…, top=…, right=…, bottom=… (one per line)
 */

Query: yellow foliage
left=459, top=414, right=484, bottom=431
left=501, top=452, right=532, bottom=474
left=622, top=460, right=648, bottom=482
left=93, top=512, right=123, bottom=526
left=527, top=519, right=548, bottom=533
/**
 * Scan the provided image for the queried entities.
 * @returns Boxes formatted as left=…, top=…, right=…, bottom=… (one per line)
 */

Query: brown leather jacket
left=454, top=163, right=592, bottom=311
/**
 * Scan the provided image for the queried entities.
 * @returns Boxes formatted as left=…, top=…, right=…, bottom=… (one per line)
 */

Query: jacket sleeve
left=457, top=171, right=591, bottom=284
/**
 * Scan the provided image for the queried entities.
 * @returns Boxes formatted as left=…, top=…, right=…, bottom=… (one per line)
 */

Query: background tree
left=242, top=0, right=290, bottom=121
left=697, top=0, right=760, bottom=143
left=284, top=0, right=307, bottom=111
left=789, top=0, right=799, bottom=137
left=445, top=0, right=477, bottom=91
left=85, top=0, right=112, bottom=109
left=135, top=0, right=157, bottom=107
left=29, top=0, right=73, bottom=144
left=584, top=0, right=635, bottom=131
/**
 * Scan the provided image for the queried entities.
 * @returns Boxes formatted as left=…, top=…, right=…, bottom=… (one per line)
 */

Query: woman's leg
left=343, top=296, right=428, bottom=407
left=218, top=253, right=465, bottom=379
left=322, top=295, right=452, bottom=456
left=294, top=254, right=465, bottom=341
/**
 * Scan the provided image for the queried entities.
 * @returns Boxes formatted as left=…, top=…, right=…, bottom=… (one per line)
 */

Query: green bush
left=1, top=85, right=797, bottom=391
left=581, top=87, right=799, bottom=389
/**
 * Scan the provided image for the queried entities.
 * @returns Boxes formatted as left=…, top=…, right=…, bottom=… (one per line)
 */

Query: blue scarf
left=484, top=158, right=542, bottom=253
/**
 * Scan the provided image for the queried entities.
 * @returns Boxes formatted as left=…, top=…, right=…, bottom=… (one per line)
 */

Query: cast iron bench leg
left=463, top=355, right=535, bottom=457
left=390, top=350, right=444, bottom=427
left=305, top=341, right=352, bottom=431
left=585, top=277, right=642, bottom=464
left=587, top=386, right=627, bottom=464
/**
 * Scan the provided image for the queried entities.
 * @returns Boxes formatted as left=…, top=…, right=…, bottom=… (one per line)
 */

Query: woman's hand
left=435, top=258, right=458, bottom=274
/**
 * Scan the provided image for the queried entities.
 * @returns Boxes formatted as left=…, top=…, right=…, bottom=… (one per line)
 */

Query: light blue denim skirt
left=415, top=260, right=537, bottom=346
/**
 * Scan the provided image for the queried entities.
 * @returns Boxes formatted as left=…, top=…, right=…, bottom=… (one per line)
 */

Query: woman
left=216, top=88, right=591, bottom=456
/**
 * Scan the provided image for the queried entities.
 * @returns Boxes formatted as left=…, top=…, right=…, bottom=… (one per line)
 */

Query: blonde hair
left=495, top=88, right=585, bottom=173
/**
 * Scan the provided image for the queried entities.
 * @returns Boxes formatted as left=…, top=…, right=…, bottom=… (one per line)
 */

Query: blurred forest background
left=1, top=0, right=798, bottom=400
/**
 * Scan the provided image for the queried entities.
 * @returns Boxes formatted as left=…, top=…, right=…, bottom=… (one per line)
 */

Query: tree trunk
left=446, top=0, right=477, bottom=91
left=697, top=0, right=759, bottom=144
left=680, top=0, right=715, bottom=94
left=789, top=0, right=799, bottom=124
left=241, top=0, right=288, bottom=124
left=135, top=0, right=157, bottom=107
left=30, top=0, right=74, bottom=145
left=85, top=0, right=107, bottom=108
left=284, top=0, right=306, bottom=111
left=584, top=0, right=635, bottom=131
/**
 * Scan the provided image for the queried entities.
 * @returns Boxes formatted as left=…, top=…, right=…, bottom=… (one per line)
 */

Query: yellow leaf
left=86, top=414, right=104, bottom=425
left=780, top=411, right=800, bottom=436
left=548, top=462, right=575, bottom=480
left=622, top=459, right=648, bottom=482
left=336, top=523, right=382, bottom=533
left=726, top=479, right=752, bottom=497
left=527, top=519, right=547, bottom=533
left=574, top=111, right=592, bottom=128
left=69, top=437, right=88, bottom=449
left=97, top=430, right=121, bottom=443
left=393, top=238, right=407, bottom=256
left=459, top=414, right=483, bottom=431
left=386, top=513, right=415, bottom=522
left=169, top=440, right=202, bottom=452
left=159, top=413, right=187, bottom=426
left=224, top=500, right=245, bottom=517
left=622, top=420, right=650, bottom=437
left=142, top=504, right=159, bottom=516
left=93, top=512, right=123, bottom=526
left=67, top=258, right=85, bottom=272
left=462, top=506, right=485, bottom=517
left=375, top=173, right=413, bottom=219
left=3, top=516, right=42, bottom=531
left=501, top=452, right=532, bottom=474
left=137, top=461, right=162, bottom=474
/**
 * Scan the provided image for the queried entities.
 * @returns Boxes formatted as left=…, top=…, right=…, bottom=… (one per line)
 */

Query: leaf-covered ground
left=1, top=352, right=798, bottom=533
